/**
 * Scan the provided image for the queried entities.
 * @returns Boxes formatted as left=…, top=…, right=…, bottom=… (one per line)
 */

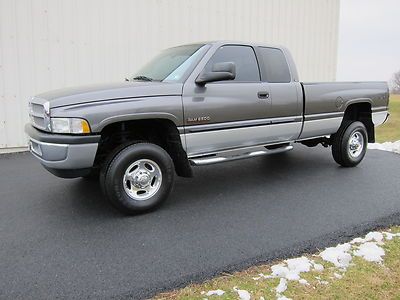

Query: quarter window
left=258, top=47, right=291, bottom=83
left=204, top=45, right=260, bottom=82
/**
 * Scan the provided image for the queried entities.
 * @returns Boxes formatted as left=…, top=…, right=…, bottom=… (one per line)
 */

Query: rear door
left=182, top=44, right=273, bottom=156
left=255, top=47, right=303, bottom=141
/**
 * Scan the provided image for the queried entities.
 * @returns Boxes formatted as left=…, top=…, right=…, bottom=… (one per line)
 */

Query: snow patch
left=365, top=232, right=384, bottom=244
left=205, top=289, right=225, bottom=296
left=286, top=257, right=312, bottom=273
left=333, top=272, right=343, bottom=279
left=319, top=243, right=352, bottom=268
left=350, top=237, right=366, bottom=244
left=271, top=256, right=312, bottom=281
left=250, top=230, right=400, bottom=300
left=383, top=232, right=400, bottom=240
left=353, top=242, right=385, bottom=263
left=368, top=141, right=400, bottom=154
left=233, top=287, right=251, bottom=300
left=298, top=279, right=309, bottom=285
left=313, top=263, right=324, bottom=272
left=276, top=278, right=288, bottom=294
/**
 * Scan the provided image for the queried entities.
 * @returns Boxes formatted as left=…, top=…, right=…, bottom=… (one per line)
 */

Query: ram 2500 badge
left=25, top=41, right=389, bottom=214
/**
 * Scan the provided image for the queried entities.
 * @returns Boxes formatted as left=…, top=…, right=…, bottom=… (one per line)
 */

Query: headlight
left=50, top=118, right=91, bottom=134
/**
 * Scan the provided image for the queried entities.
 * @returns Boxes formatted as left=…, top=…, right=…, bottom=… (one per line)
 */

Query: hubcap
left=348, top=131, right=364, bottom=158
left=123, top=159, right=162, bottom=201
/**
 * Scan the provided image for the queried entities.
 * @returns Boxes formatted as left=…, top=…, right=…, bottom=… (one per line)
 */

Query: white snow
left=319, top=243, right=352, bottom=268
left=353, top=242, right=385, bottom=263
left=271, top=264, right=289, bottom=278
left=205, top=290, right=225, bottom=296
left=333, top=272, right=343, bottom=279
left=350, top=237, right=366, bottom=244
left=245, top=230, right=399, bottom=300
left=270, top=257, right=312, bottom=281
left=364, top=232, right=385, bottom=244
left=276, top=278, right=288, bottom=294
left=286, top=257, right=312, bottom=274
left=298, top=279, right=309, bottom=285
left=383, top=232, right=400, bottom=240
left=313, top=263, right=324, bottom=272
left=368, top=141, right=400, bottom=154
left=276, top=295, right=292, bottom=300
left=233, top=287, right=251, bottom=300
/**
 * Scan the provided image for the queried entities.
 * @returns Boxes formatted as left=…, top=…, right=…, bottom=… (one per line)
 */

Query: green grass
left=154, top=227, right=400, bottom=300
left=376, top=94, right=400, bottom=142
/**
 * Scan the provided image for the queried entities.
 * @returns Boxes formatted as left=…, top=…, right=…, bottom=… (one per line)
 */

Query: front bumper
left=25, top=124, right=101, bottom=178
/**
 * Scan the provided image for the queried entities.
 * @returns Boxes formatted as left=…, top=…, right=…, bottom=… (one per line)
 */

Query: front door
left=182, top=45, right=274, bottom=156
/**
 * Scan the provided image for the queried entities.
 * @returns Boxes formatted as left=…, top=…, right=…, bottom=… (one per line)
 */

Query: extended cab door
left=255, top=46, right=303, bottom=141
left=182, top=44, right=274, bottom=156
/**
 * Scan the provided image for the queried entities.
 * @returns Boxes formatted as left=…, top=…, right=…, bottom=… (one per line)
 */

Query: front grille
left=29, top=98, right=50, bottom=131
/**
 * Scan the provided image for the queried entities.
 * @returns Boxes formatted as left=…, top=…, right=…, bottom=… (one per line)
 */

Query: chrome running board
left=189, top=144, right=293, bottom=166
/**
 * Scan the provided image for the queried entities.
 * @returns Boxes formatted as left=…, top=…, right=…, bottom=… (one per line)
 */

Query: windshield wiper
left=132, top=75, right=153, bottom=81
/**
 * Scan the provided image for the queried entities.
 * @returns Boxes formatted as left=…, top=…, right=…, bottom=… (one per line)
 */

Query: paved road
left=1, top=146, right=400, bottom=299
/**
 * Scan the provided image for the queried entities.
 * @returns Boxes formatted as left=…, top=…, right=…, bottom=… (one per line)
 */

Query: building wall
left=0, top=0, right=340, bottom=150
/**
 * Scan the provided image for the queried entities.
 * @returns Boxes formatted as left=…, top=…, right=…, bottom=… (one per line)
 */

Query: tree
left=389, top=70, right=400, bottom=94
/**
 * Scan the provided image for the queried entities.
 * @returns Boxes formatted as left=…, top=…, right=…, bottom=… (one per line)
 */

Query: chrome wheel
left=348, top=131, right=364, bottom=158
left=123, top=159, right=162, bottom=201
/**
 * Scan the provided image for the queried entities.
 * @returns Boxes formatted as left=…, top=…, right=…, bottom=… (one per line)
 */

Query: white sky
left=336, top=0, right=400, bottom=82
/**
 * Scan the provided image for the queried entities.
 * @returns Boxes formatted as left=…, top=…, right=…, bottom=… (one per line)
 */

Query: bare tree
left=389, top=70, right=400, bottom=94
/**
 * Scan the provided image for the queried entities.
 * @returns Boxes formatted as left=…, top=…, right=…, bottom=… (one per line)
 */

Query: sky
left=336, top=0, right=400, bottom=82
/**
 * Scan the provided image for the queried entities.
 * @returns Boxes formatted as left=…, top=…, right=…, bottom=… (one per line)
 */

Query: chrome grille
left=29, top=98, right=50, bottom=131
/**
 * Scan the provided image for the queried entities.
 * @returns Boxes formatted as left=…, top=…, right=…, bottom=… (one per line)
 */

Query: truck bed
left=298, top=81, right=389, bottom=139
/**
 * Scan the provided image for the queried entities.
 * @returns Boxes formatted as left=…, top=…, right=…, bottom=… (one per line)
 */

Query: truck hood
left=36, top=81, right=183, bottom=108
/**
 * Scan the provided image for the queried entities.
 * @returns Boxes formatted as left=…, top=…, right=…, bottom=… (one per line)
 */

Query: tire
left=100, top=143, right=174, bottom=214
left=331, top=121, right=368, bottom=167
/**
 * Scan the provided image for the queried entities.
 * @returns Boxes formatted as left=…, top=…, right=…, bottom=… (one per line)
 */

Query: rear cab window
left=257, top=47, right=292, bottom=83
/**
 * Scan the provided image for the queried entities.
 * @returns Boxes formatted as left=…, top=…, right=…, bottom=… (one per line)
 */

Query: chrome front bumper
left=25, top=124, right=101, bottom=178
left=29, top=138, right=98, bottom=169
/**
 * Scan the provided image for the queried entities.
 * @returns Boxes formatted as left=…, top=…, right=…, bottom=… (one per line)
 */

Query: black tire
left=100, top=143, right=174, bottom=214
left=331, top=121, right=368, bottom=167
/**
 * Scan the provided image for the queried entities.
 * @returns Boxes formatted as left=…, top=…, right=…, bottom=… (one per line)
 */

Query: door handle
left=258, top=91, right=269, bottom=99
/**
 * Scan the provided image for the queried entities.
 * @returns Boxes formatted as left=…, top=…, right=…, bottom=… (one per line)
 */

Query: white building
left=0, top=0, right=340, bottom=151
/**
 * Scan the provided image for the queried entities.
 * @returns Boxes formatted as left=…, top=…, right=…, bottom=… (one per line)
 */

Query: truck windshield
left=132, top=44, right=207, bottom=82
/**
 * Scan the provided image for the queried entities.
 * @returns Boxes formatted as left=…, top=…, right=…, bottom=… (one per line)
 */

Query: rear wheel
left=331, top=121, right=368, bottom=167
left=100, top=143, right=174, bottom=214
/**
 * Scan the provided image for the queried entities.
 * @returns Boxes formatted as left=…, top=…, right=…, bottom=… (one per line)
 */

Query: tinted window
left=204, top=45, right=260, bottom=82
left=258, top=47, right=291, bottom=83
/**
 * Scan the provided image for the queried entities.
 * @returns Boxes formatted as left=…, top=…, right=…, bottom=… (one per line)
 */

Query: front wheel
left=101, top=143, right=175, bottom=214
left=331, top=121, right=368, bottom=167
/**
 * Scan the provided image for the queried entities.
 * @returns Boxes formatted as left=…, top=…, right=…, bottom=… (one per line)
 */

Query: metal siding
left=0, top=0, right=339, bottom=149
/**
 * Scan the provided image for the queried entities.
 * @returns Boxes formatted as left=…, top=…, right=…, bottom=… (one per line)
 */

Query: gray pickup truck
left=25, top=41, right=389, bottom=214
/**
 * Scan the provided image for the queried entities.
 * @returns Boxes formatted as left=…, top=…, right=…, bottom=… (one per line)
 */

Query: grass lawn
left=154, top=227, right=400, bottom=300
left=376, top=94, right=400, bottom=142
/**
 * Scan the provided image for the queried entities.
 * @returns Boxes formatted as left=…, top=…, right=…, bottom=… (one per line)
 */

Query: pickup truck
left=25, top=41, right=390, bottom=214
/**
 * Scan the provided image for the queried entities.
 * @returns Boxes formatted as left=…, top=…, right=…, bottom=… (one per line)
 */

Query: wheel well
left=342, top=103, right=375, bottom=142
left=94, top=119, right=193, bottom=177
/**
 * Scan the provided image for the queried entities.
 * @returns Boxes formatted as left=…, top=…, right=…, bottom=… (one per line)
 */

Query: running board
left=189, top=144, right=293, bottom=166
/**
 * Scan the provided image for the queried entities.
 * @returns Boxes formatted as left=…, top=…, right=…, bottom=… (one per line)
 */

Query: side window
left=258, top=47, right=291, bottom=83
left=204, top=45, right=260, bottom=82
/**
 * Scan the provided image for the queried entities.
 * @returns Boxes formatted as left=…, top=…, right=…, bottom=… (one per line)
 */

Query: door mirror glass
left=196, top=62, right=236, bottom=85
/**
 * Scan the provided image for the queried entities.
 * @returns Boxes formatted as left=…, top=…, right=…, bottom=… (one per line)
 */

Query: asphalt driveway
left=0, top=146, right=399, bottom=299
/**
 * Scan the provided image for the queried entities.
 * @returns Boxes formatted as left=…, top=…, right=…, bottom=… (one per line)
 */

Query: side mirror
left=195, top=62, right=236, bottom=85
